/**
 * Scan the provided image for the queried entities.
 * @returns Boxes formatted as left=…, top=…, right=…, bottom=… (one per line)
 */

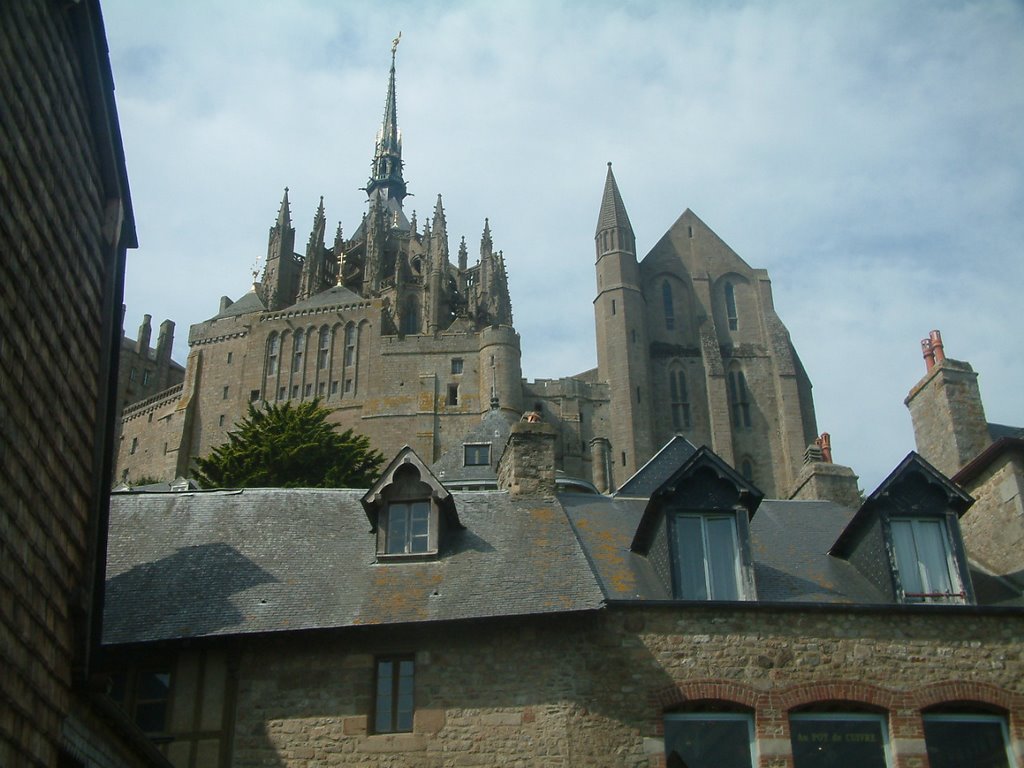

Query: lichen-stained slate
left=104, top=488, right=604, bottom=644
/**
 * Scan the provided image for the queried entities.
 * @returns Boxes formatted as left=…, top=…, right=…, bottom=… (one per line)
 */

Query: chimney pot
left=921, top=338, right=935, bottom=371
left=929, top=330, right=945, bottom=365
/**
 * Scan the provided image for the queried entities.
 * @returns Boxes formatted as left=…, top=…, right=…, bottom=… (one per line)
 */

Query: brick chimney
left=497, top=421, right=556, bottom=496
left=905, top=330, right=990, bottom=477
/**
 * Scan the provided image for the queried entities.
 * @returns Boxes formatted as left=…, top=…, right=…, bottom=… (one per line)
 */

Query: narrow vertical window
left=725, top=282, right=738, bottom=331
left=374, top=656, right=415, bottom=733
left=267, top=333, right=279, bottom=375
left=669, top=368, right=691, bottom=430
left=447, top=384, right=459, bottom=406
left=401, top=295, right=420, bottom=334
left=662, top=281, right=675, bottom=331
left=741, top=459, right=753, bottom=481
left=344, top=325, right=356, bottom=367
left=222, top=386, right=229, bottom=399
left=318, top=326, right=329, bottom=370
left=728, top=368, right=751, bottom=428
left=611, top=299, right=616, bottom=315
left=292, top=329, right=304, bottom=372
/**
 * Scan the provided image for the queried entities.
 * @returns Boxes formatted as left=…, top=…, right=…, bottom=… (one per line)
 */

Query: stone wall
left=960, top=451, right=1024, bottom=585
left=177, top=605, right=1024, bottom=768
left=0, top=2, right=162, bottom=766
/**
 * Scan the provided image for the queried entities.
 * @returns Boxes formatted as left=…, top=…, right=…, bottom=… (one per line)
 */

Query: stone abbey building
left=115, top=44, right=816, bottom=498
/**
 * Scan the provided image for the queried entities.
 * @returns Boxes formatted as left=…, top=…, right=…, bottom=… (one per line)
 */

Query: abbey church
left=116, top=43, right=816, bottom=498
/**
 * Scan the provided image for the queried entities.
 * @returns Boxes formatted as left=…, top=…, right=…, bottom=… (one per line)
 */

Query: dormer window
left=829, top=452, right=974, bottom=606
left=361, top=447, right=463, bottom=562
left=464, top=443, right=490, bottom=467
left=630, top=446, right=761, bottom=602
left=890, top=517, right=964, bottom=603
left=671, top=512, right=743, bottom=600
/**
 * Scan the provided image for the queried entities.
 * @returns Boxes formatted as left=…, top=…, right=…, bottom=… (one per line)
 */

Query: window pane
left=396, top=660, right=415, bottom=731
left=410, top=502, right=430, bottom=553
left=913, top=520, right=955, bottom=597
left=706, top=517, right=740, bottom=600
left=375, top=661, right=393, bottom=732
left=674, top=516, right=708, bottom=600
left=924, top=716, right=1011, bottom=768
left=790, top=715, right=888, bottom=768
left=890, top=520, right=924, bottom=597
left=665, top=715, right=753, bottom=768
left=387, top=504, right=409, bottom=554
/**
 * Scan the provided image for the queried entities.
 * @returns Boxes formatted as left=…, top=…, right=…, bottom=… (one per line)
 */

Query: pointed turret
left=299, top=197, right=328, bottom=301
left=596, top=162, right=633, bottom=238
left=364, top=34, right=408, bottom=211
left=333, top=223, right=345, bottom=285
left=263, top=187, right=298, bottom=310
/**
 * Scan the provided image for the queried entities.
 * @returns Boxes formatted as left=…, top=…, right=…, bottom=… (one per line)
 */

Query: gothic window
left=292, top=329, right=304, bottom=372
left=267, top=333, right=279, bottom=376
left=890, top=518, right=964, bottom=603
left=669, top=367, right=690, bottom=430
left=662, top=281, right=675, bottom=331
left=740, top=458, right=754, bottom=482
left=664, top=712, right=754, bottom=768
left=724, top=281, right=738, bottom=331
left=344, top=324, right=356, bottom=367
left=373, top=656, right=414, bottom=733
left=318, top=326, right=329, bottom=370
left=728, top=367, right=751, bottom=428
left=671, top=512, right=743, bottom=600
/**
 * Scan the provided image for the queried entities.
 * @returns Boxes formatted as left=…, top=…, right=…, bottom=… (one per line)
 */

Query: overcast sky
left=102, top=0, right=1023, bottom=492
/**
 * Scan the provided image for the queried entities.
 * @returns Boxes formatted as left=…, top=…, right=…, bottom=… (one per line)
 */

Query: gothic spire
left=595, top=162, right=633, bottom=237
left=364, top=34, right=408, bottom=208
left=276, top=187, right=292, bottom=228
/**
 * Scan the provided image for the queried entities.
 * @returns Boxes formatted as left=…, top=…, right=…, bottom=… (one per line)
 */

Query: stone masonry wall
left=961, top=452, right=1024, bottom=584
left=221, top=607, right=1024, bottom=768
left=0, top=3, right=159, bottom=767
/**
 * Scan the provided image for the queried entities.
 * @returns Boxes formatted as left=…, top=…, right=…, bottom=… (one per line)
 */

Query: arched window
left=740, top=458, right=753, bottom=481
left=724, top=282, right=738, bottom=331
left=318, top=326, right=330, bottom=370
left=292, top=329, right=304, bottom=373
left=728, top=366, right=751, bottom=428
left=669, top=367, right=690, bottom=430
left=662, top=281, right=675, bottom=331
left=266, top=333, right=279, bottom=376
left=401, top=295, right=419, bottom=335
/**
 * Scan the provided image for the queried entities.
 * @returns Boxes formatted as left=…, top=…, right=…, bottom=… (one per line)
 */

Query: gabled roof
left=830, top=452, right=974, bottom=557
left=208, top=288, right=266, bottom=320
left=287, top=283, right=364, bottom=311
left=615, top=435, right=698, bottom=498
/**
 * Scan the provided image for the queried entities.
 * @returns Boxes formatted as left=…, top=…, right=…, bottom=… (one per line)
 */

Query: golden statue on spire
left=391, top=31, right=402, bottom=55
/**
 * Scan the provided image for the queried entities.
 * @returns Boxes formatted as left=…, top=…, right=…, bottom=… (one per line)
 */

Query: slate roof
left=104, top=488, right=604, bottom=645
left=207, top=289, right=266, bottom=320
left=431, top=409, right=514, bottom=486
left=615, top=436, right=699, bottom=498
left=287, top=284, right=364, bottom=311
left=989, top=422, right=1024, bottom=441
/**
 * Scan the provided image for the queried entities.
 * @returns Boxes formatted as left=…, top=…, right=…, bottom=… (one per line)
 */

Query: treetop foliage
left=192, top=399, right=384, bottom=489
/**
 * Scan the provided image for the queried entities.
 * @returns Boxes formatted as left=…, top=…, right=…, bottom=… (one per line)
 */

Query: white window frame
left=664, top=712, right=756, bottom=767
left=789, top=712, right=892, bottom=768
left=671, top=512, right=745, bottom=601
left=890, top=517, right=965, bottom=604
left=922, top=713, right=1017, bottom=768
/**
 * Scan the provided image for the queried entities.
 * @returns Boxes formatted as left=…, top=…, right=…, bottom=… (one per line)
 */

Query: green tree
left=192, top=399, right=384, bottom=489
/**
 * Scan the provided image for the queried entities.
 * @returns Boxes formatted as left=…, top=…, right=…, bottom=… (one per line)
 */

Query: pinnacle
left=596, top=163, right=633, bottom=237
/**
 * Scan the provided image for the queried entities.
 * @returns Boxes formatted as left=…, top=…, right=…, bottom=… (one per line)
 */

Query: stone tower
left=594, top=163, right=654, bottom=475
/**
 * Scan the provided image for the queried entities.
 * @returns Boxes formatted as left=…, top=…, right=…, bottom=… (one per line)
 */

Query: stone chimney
left=789, top=432, right=861, bottom=509
left=135, top=314, right=152, bottom=355
left=156, top=319, right=175, bottom=366
left=497, top=421, right=556, bottom=496
left=905, top=330, right=990, bottom=477
left=589, top=437, right=611, bottom=494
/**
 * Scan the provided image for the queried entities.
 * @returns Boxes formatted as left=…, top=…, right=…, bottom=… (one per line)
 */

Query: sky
left=101, top=0, right=1023, bottom=492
